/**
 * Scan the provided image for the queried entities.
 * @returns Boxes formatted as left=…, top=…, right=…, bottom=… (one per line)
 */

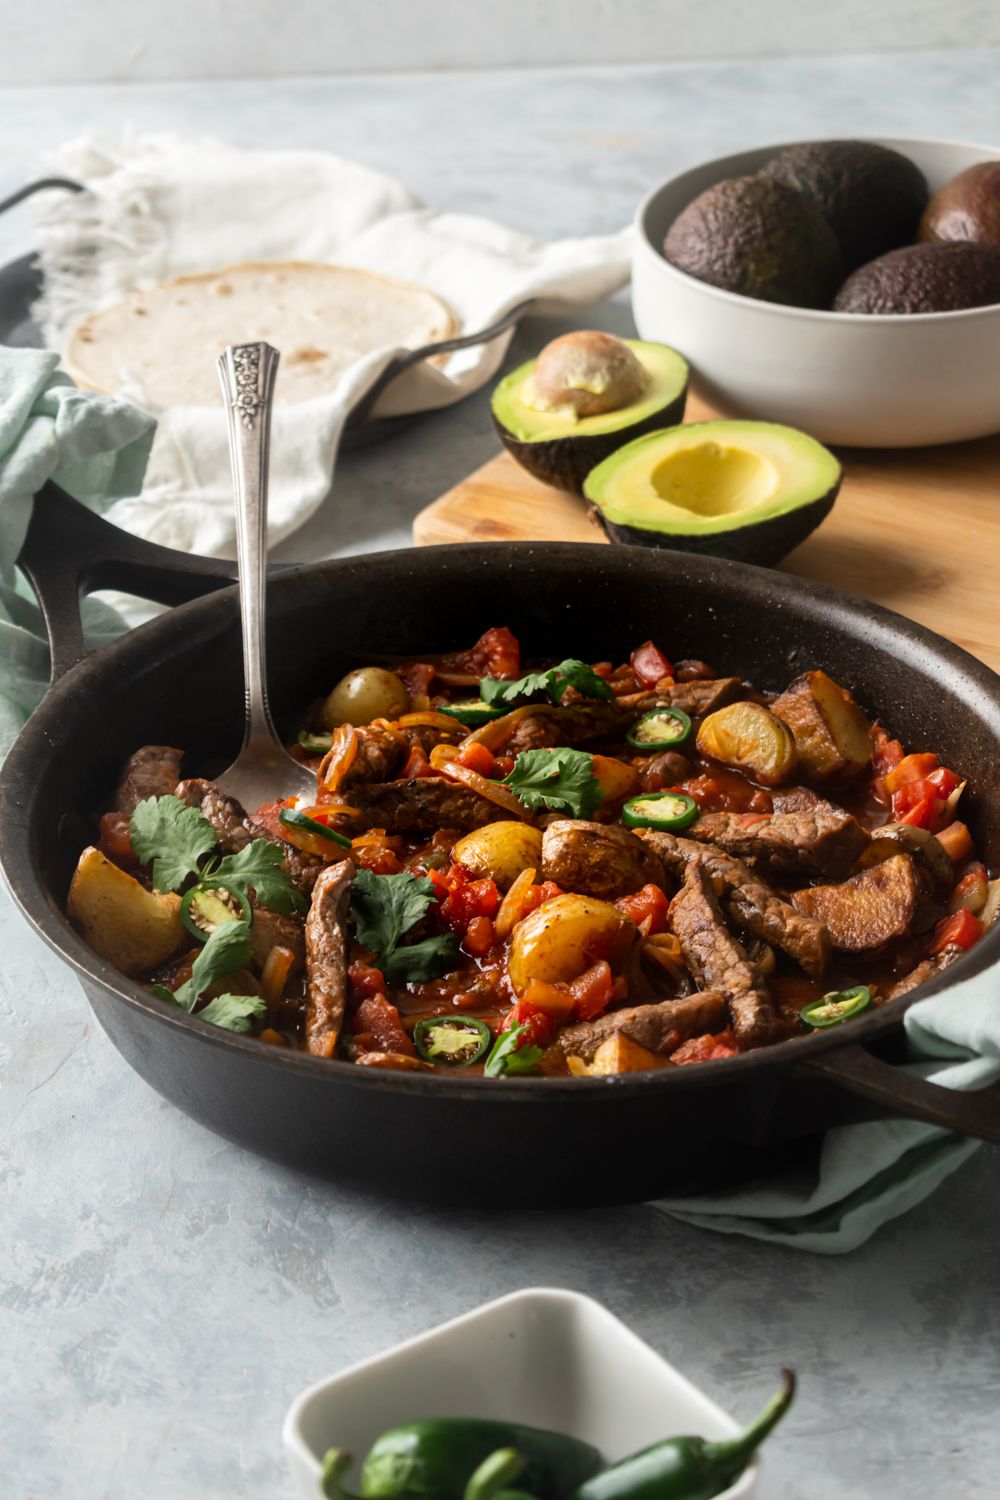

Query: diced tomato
left=671, top=1029, right=740, bottom=1065
left=931, top=908, right=984, bottom=955
left=591, top=662, right=614, bottom=680
left=511, top=1000, right=555, bottom=1048
left=352, top=994, right=416, bottom=1055
left=253, top=799, right=291, bottom=843
left=520, top=978, right=577, bottom=1021
left=871, top=726, right=904, bottom=779
left=615, top=883, right=670, bottom=934
left=492, top=754, right=515, bottom=778
left=401, top=742, right=438, bottom=779
left=458, top=741, right=496, bottom=777
left=354, top=844, right=404, bottom=874
left=949, top=863, right=989, bottom=915
left=630, top=640, right=673, bottom=688
left=610, top=671, right=642, bottom=697
left=925, top=766, right=961, bottom=799
left=440, top=626, right=520, bottom=680
left=568, top=960, right=615, bottom=1021
left=98, top=811, right=139, bottom=870
left=892, top=778, right=946, bottom=831
left=673, top=659, right=715, bottom=683
left=348, top=961, right=387, bottom=999
left=884, top=752, right=939, bottom=794
left=395, top=661, right=436, bottom=701
left=937, top=821, right=975, bottom=863
left=463, top=915, right=496, bottom=958
left=434, top=863, right=500, bottom=934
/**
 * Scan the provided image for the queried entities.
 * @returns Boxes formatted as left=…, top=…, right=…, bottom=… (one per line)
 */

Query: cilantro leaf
left=156, top=919, right=253, bottom=1016
left=502, top=747, right=604, bottom=818
left=129, top=795, right=216, bottom=893
left=484, top=1024, right=543, bottom=1078
left=211, top=840, right=307, bottom=916
left=479, top=659, right=613, bottom=711
left=382, top=932, right=459, bottom=984
left=351, top=868, right=438, bottom=954
left=196, top=993, right=267, bottom=1033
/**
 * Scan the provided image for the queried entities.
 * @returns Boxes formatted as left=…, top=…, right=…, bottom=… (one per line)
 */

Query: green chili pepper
left=566, top=1370, right=795, bottom=1500
left=298, top=729, right=333, bottom=754
left=625, top=708, right=692, bottom=752
left=799, top=986, right=872, bottom=1029
left=438, top=700, right=506, bottom=727
left=413, top=1015, right=492, bottom=1067
left=463, top=1450, right=537, bottom=1500
left=180, top=882, right=251, bottom=943
left=621, top=792, right=700, bottom=832
left=279, top=807, right=353, bottom=848
left=358, top=1420, right=601, bottom=1500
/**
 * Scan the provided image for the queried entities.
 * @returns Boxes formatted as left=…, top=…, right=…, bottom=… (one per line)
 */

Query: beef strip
left=668, top=863, right=775, bottom=1043
left=304, top=860, right=354, bottom=1058
left=504, top=702, right=631, bottom=754
left=542, top=990, right=729, bottom=1068
left=114, top=745, right=185, bottom=815
left=341, top=724, right=407, bottom=787
left=348, top=778, right=506, bottom=834
left=175, top=777, right=322, bottom=893
left=621, top=678, right=744, bottom=718
left=541, top=820, right=666, bottom=900
left=691, top=804, right=869, bottom=879
left=888, top=944, right=963, bottom=1000
left=640, top=829, right=830, bottom=978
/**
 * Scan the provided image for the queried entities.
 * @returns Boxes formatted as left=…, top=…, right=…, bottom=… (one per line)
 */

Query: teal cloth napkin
left=656, top=971, right=1000, bottom=1252
left=0, top=347, right=155, bottom=752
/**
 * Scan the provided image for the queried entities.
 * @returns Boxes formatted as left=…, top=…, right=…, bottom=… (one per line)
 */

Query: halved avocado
left=583, top=420, right=841, bottom=567
left=492, top=338, right=688, bottom=495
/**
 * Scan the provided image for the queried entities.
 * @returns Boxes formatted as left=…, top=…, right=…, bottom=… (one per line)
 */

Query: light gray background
left=2, top=46, right=1000, bottom=1500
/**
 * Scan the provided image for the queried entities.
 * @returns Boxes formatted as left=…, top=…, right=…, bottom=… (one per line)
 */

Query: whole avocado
left=761, top=140, right=928, bottom=270
left=663, top=175, right=843, bottom=308
left=833, top=241, right=1000, bottom=314
left=920, top=160, right=1000, bottom=246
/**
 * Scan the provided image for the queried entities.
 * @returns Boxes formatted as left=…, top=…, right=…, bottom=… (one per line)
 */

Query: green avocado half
left=583, top=420, right=841, bottom=567
left=491, top=340, right=688, bottom=495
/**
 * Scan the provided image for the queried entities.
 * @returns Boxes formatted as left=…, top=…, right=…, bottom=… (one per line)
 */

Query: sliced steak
left=669, top=863, right=775, bottom=1043
left=888, top=944, right=963, bottom=1000
left=350, top=778, right=507, bottom=833
left=640, top=829, right=830, bottom=978
left=792, top=853, right=920, bottom=952
left=543, top=990, right=729, bottom=1067
left=341, top=724, right=407, bottom=787
left=504, top=702, right=630, bottom=753
left=304, top=860, right=354, bottom=1058
left=114, top=745, right=185, bottom=815
left=622, top=678, right=743, bottom=718
left=175, top=777, right=322, bottom=893
left=541, top=820, right=665, bottom=900
left=691, top=804, right=869, bottom=879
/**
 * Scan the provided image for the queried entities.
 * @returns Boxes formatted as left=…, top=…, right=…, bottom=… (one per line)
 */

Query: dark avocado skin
left=493, top=384, right=687, bottom=496
left=833, top=240, right=1000, bottom=313
left=592, top=485, right=839, bottom=568
left=761, top=140, right=927, bottom=270
left=662, top=175, right=843, bottom=308
left=920, top=160, right=1000, bottom=246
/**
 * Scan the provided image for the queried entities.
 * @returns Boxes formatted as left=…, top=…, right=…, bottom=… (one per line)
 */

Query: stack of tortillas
left=64, top=261, right=455, bottom=408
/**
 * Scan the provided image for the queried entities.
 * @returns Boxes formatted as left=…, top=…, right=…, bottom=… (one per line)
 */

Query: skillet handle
left=799, top=1042, right=1000, bottom=1144
left=19, top=481, right=236, bottom=682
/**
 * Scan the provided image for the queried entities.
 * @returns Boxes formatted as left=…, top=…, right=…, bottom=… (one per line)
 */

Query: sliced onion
left=945, top=779, right=967, bottom=819
left=495, top=867, right=538, bottom=941
left=318, top=724, right=358, bottom=792
left=980, top=877, right=1000, bottom=929
left=396, top=711, right=462, bottom=732
left=429, top=743, right=531, bottom=820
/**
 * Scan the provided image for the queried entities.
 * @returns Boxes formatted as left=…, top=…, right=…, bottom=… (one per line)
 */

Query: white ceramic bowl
left=283, top=1288, right=761, bottom=1500
left=632, top=136, right=1000, bottom=446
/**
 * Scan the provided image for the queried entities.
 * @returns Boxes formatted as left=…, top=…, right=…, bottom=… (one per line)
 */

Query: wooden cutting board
left=413, top=391, right=1000, bottom=674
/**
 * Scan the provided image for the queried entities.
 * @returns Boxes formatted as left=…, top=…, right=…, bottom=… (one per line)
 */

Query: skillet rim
left=3, top=539, right=999, bottom=1100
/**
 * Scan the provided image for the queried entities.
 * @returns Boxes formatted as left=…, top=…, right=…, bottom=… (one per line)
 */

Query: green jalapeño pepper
left=357, top=1419, right=601, bottom=1500
left=621, top=792, right=700, bottom=832
left=463, top=1449, right=537, bottom=1500
left=414, top=1015, right=492, bottom=1067
left=626, top=708, right=692, bottom=752
left=180, top=882, right=251, bottom=943
left=279, top=807, right=353, bottom=848
left=566, top=1370, right=795, bottom=1500
left=799, top=985, right=872, bottom=1029
left=298, top=729, right=333, bottom=754
left=439, top=700, right=506, bottom=727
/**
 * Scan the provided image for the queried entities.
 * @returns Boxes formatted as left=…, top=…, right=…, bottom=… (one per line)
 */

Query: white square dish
left=283, top=1288, right=759, bottom=1500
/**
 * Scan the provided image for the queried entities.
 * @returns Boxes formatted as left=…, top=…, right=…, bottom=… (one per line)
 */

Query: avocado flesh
left=492, top=339, right=688, bottom=496
left=584, top=421, right=841, bottom=567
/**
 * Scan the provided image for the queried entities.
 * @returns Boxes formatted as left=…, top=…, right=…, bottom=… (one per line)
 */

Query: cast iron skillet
left=3, top=483, right=1000, bottom=1208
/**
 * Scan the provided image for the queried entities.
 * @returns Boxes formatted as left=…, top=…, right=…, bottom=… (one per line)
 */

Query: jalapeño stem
left=701, top=1369, right=796, bottom=1479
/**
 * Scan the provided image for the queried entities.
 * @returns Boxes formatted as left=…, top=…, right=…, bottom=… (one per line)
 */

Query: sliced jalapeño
left=621, top=791, right=700, bottom=831
left=799, top=985, right=873, bottom=1029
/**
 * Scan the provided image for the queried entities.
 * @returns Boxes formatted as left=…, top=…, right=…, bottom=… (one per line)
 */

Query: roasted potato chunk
left=696, top=701, right=798, bottom=787
left=67, top=846, right=185, bottom=976
left=791, top=852, right=919, bottom=951
left=452, top=822, right=543, bottom=890
left=541, top=820, right=665, bottom=900
left=567, top=1033, right=664, bottom=1075
left=508, top=893, right=636, bottom=996
left=856, top=821, right=954, bottom=899
left=771, top=670, right=872, bottom=784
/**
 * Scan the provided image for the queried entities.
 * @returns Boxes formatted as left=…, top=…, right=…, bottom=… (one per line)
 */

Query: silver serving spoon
left=214, top=341, right=316, bottom=808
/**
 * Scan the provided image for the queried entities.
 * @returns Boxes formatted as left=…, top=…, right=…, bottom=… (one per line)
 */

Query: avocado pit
left=523, top=331, right=649, bottom=419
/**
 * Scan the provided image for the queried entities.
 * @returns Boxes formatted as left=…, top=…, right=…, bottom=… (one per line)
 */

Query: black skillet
left=2, top=481, right=999, bottom=1209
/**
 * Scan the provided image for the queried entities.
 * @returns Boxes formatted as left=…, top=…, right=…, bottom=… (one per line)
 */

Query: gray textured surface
left=3, top=52, right=1000, bottom=1500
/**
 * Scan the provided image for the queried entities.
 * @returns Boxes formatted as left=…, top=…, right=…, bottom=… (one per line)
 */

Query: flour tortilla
left=64, top=261, right=455, bottom=408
